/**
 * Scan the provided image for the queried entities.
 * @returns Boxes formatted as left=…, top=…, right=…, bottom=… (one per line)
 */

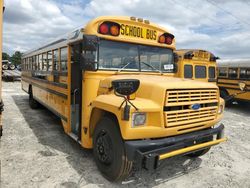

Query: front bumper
left=125, top=124, right=226, bottom=170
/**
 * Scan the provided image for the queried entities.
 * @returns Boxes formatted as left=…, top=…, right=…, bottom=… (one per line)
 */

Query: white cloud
left=3, top=0, right=250, bottom=59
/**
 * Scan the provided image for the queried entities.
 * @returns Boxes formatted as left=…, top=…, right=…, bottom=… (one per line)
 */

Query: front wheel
left=93, top=117, right=132, bottom=181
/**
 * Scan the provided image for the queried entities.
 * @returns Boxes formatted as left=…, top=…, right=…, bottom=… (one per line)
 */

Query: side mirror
left=239, top=82, right=247, bottom=91
left=82, top=53, right=98, bottom=71
left=82, top=35, right=99, bottom=51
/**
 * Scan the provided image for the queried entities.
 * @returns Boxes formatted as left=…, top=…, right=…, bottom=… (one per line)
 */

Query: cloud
left=3, top=0, right=250, bottom=59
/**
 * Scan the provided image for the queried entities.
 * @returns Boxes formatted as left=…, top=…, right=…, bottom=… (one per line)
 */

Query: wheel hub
left=96, top=131, right=113, bottom=164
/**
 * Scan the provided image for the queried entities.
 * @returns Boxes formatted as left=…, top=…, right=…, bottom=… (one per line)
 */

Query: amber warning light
left=158, top=33, right=175, bottom=45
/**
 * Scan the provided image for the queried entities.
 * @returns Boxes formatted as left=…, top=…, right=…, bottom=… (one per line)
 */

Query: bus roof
left=175, top=49, right=215, bottom=56
left=217, top=59, right=250, bottom=68
left=174, top=49, right=217, bottom=62
left=23, top=16, right=175, bottom=58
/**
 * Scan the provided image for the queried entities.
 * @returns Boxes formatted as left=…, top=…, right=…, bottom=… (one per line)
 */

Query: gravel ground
left=0, top=81, right=250, bottom=188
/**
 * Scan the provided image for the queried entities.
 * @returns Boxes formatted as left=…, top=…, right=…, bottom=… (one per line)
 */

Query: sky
left=2, top=0, right=250, bottom=59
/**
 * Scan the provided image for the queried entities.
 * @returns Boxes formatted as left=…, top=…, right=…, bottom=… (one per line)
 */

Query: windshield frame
left=97, top=39, right=174, bottom=73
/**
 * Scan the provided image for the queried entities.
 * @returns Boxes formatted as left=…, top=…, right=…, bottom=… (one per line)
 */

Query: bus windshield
left=98, top=40, right=174, bottom=73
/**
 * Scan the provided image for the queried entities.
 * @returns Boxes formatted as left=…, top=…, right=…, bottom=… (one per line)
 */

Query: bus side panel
left=21, top=80, right=29, bottom=93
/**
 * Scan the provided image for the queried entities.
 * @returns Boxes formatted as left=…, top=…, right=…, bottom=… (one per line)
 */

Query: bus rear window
left=195, top=65, right=206, bottom=78
left=209, top=66, right=215, bottom=78
left=184, top=65, right=193, bottom=78
left=228, top=68, right=238, bottom=79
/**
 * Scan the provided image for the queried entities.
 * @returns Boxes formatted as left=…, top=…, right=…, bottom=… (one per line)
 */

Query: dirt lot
left=0, top=81, right=250, bottom=188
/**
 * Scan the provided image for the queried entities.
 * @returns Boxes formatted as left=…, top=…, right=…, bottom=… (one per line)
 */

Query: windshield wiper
left=140, top=62, right=161, bottom=73
left=117, top=61, right=134, bottom=73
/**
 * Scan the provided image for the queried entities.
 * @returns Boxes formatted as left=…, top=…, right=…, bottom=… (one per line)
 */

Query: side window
left=42, top=53, right=47, bottom=71
left=195, top=65, right=206, bottom=78
left=184, top=64, right=193, bottom=78
left=240, top=68, right=250, bottom=80
left=228, top=68, right=238, bottom=79
left=29, top=57, right=32, bottom=70
left=35, top=55, right=39, bottom=70
left=38, top=54, right=42, bottom=70
left=53, top=49, right=59, bottom=71
left=60, top=47, right=68, bottom=71
left=246, top=69, right=250, bottom=80
left=209, top=66, right=216, bottom=78
left=47, top=51, right=52, bottom=71
left=32, top=56, right=35, bottom=70
left=218, top=67, right=227, bottom=77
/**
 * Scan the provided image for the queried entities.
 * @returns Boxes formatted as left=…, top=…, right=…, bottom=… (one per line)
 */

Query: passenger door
left=70, top=43, right=82, bottom=139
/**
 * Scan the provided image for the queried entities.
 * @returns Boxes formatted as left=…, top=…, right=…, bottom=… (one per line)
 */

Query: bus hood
left=99, top=74, right=218, bottom=104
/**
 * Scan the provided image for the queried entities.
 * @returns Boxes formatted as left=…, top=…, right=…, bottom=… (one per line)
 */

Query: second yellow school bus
left=22, top=16, right=226, bottom=181
left=217, top=59, right=250, bottom=103
left=174, top=49, right=217, bottom=83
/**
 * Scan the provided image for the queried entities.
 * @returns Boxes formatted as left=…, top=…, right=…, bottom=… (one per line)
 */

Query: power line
left=206, top=0, right=250, bottom=27
left=171, top=0, right=244, bottom=33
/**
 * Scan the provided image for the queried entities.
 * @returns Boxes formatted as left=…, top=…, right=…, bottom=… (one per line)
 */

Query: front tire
left=93, top=117, right=132, bottom=181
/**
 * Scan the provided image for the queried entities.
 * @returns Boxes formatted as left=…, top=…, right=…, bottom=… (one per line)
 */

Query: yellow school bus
left=21, top=16, right=226, bottom=181
left=174, top=49, right=217, bottom=83
left=0, top=0, right=4, bottom=137
left=217, top=59, right=250, bottom=102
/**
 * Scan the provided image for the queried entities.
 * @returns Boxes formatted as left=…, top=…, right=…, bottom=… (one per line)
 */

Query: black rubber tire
left=29, top=91, right=40, bottom=109
left=9, top=64, right=16, bottom=70
left=93, top=117, right=132, bottom=181
left=186, top=147, right=211, bottom=157
left=2, top=64, right=8, bottom=70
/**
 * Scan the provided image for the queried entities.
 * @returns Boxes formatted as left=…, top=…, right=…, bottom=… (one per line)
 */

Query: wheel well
left=89, top=108, right=119, bottom=138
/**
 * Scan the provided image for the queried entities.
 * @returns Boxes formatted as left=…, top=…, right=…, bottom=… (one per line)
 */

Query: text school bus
left=174, top=49, right=217, bottom=83
left=21, top=16, right=226, bottom=181
left=217, top=59, right=250, bottom=103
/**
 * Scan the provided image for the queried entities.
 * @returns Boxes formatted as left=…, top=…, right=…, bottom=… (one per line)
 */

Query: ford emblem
left=190, top=103, right=201, bottom=110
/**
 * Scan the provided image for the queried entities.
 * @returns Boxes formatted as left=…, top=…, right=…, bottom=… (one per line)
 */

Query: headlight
left=132, top=113, right=146, bottom=127
left=218, top=104, right=224, bottom=114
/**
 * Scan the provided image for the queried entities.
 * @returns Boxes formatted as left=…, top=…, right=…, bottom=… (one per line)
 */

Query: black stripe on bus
left=218, top=82, right=250, bottom=87
left=22, top=75, right=68, bottom=89
left=33, top=96, right=67, bottom=122
left=219, top=86, right=250, bottom=92
left=217, top=77, right=250, bottom=81
left=22, top=78, right=68, bottom=99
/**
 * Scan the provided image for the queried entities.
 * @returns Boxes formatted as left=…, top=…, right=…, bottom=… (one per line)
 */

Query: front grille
left=165, top=89, right=218, bottom=106
left=164, top=89, right=218, bottom=130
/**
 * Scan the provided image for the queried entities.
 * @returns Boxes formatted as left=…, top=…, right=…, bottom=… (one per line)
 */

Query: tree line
left=2, top=51, right=22, bottom=65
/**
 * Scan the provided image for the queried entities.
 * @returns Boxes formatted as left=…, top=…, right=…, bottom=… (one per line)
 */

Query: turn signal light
left=98, top=21, right=120, bottom=36
left=158, top=33, right=175, bottom=45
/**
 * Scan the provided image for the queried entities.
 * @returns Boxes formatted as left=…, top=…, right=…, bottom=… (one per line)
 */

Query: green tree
left=2, top=52, right=10, bottom=61
left=10, top=51, right=22, bottom=65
